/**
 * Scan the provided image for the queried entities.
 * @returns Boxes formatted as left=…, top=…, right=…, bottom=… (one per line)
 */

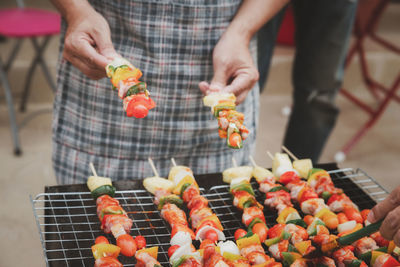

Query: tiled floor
left=0, top=1, right=399, bottom=267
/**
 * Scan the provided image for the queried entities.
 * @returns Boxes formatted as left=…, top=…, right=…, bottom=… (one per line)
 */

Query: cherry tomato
left=279, top=171, right=300, bottom=185
left=204, top=229, right=218, bottom=242
left=127, top=103, right=149, bottom=118
left=252, top=223, right=268, bottom=242
left=135, top=235, right=146, bottom=250
left=116, top=234, right=137, bottom=257
left=234, top=229, right=247, bottom=241
left=95, top=236, right=109, bottom=245
left=168, top=245, right=180, bottom=258
left=200, top=239, right=216, bottom=249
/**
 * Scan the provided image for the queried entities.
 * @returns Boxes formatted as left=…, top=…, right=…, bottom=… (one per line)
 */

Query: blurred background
left=0, top=0, right=399, bottom=266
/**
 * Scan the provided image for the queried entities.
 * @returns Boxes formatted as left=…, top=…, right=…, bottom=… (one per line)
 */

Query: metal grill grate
left=31, top=168, right=389, bottom=267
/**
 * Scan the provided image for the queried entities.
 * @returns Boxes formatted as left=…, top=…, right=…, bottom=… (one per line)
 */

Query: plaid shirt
left=53, top=0, right=259, bottom=184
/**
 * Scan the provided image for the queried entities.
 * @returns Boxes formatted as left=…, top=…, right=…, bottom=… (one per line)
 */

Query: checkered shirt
left=53, top=0, right=259, bottom=184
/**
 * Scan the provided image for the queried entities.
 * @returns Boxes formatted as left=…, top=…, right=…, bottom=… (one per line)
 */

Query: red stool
left=335, top=0, right=400, bottom=162
left=0, top=1, right=60, bottom=155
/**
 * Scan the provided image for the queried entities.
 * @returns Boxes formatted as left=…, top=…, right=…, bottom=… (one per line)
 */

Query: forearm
left=227, top=0, right=289, bottom=44
left=50, top=0, right=96, bottom=23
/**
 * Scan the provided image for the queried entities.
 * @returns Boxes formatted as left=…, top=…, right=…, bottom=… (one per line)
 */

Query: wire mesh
left=31, top=168, right=389, bottom=267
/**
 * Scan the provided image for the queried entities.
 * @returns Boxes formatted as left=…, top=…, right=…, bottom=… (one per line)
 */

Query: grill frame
left=31, top=165, right=389, bottom=267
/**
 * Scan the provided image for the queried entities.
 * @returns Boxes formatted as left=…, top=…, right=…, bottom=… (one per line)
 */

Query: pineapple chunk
left=168, top=166, right=194, bottom=186
left=203, top=93, right=236, bottom=108
left=222, top=166, right=253, bottom=184
left=143, top=176, right=174, bottom=195
left=293, top=159, right=313, bottom=179
left=252, top=166, right=274, bottom=183
left=87, top=176, right=112, bottom=192
left=272, top=153, right=293, bottom=177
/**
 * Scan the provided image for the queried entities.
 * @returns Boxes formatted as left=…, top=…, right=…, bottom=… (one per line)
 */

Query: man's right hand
left=63, top=8, right=119, bottom=79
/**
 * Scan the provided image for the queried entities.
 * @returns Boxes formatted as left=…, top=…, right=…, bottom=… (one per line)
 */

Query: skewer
left=266, top=151, right=274, bottom=161
left=89, top=162, right=98, bottom=177
left=282, top=145, right=299, bottom=161
left=248, top=155, right=257, bottom=167
left=232, top=157, right=237, bottom=168
left=171, top=158, right=177, bottom=167
left=147, top=158, right=159, bottom=177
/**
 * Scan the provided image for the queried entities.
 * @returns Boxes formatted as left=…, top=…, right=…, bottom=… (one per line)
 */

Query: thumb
left=91, top=30, right=119, bottom=67
left=209, top=60, right=229, bottom=93
left=368, top=186, right=400, bottom=222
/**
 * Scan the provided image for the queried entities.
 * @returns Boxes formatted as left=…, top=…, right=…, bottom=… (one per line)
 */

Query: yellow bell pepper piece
left=277, top=207, right=298, bottom=224
left=172, top=175, right=197, bottom=195
left=136, top=246, right=158, bottom=260
left=111, top=67, right=142, bottom=88
left=236, top=233, right=261, bottom=251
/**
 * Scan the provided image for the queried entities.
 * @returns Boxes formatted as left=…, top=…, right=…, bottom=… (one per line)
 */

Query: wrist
left=224, top=21, right=254, bottom=46
left=53, top=0, right=97, bottom=24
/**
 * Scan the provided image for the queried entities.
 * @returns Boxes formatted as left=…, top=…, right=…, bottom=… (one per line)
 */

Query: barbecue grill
left=31, top=164, right=389, bottom=267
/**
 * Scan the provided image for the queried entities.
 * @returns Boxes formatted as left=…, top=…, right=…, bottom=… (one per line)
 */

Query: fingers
left=379, top=206, right=400, bottom=242
left=198, top=81, right=210, bottom=95
left=224, top=69, right=259, bottom=104
left=64, top=53, right=106, bottom=80
left=368, top=186, right=400, bottom=223
left=90, top=27, right=120, bottom=62
left=64, top=34, right=111, bottom=77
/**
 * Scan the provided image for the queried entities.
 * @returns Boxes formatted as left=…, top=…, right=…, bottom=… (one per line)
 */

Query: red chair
left=335, top=0, right=400, bottom=162
left=0, top=0, right=60, bottom=155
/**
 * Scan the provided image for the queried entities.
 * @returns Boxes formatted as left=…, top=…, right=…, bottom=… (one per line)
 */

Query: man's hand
left=368, top=186, right=400, bottom=246
left=62, top=6, right=119, bottom=79
left=199, top=30, right=259, bottom=105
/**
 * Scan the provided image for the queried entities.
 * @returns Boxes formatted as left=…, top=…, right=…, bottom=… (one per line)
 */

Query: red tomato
left=199, top=239, right=216, bottom=249
left=135, top=235, right=146, bottom=250
left=95, top=236, right=109, bottom=245
left=116, top=234, right=137, bottom=257
left=279, top=171, right=300, bottom=185
left=127, top=103, right=149, bottom=118
left=252, top=223, right=268, bottom=242
left=234, top=229, right=247, bottom=241
left=299, top=189, right=319, bottom=203
left=168, top=245, right=180, bottom=258
left=205, top=229, right=218, bottom=242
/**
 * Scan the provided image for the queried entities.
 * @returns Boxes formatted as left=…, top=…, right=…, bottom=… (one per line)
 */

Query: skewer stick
left=266, top=151, right=274, bottom=161
left=232, top=157, right=237, bottom=168
left=248, top=155, right=257, bottom=167
left=282, top=145, right=299, bottom=161
left=171, top=158, right=177, bottom=167
left=89, top=162, right=98, bottom=177
left=147, top=158, right=159, bottom=177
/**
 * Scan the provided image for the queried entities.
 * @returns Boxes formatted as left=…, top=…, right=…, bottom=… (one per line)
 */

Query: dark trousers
left=257, top=0, right=358, bottom=163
